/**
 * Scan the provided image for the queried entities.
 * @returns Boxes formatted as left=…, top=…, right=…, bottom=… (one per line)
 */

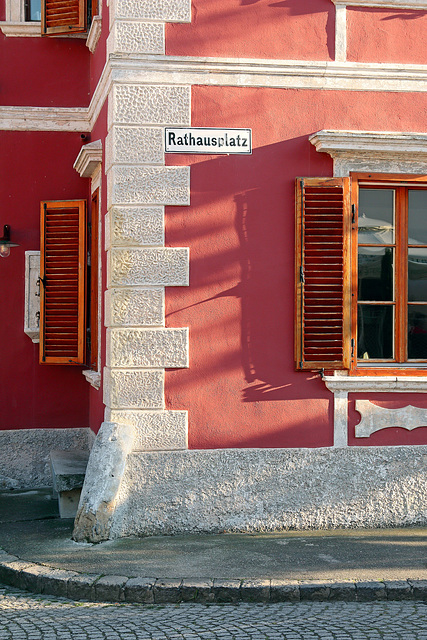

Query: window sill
left=82, top=370, right=101, bottom=390
left=324, top=374, right=427, bottom=393
left=0, top=21, right=40, bottom=36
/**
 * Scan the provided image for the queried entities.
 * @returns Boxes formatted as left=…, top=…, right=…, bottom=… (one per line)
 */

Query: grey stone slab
left=153, top=579, right=182, bottom=603
left=328, top=581, right=357, bottom=601
left=356, top=581, right=387, bottom=601
left=41, top=568, right=78, bottom=598
left=50, top=450, right=89, bottom=492
left=408, top=579, right=427, bottom=600
left=299, top=582, right=331, bottom=601
left=94, top=575, right=128, bottom=602
left=181, top=579, right=214, bottom=602
left=0, top=560, right=33, bottom=588
left=67, top=573, right=101, bottom=601
left=240, top=579, right=270, bottom=602
left=384, top=580, right=413, bottom=600
left=124, top=577, right=155, bottom=603
left=212, top=579, right=241, bottom=603
left=19, top=564, right=48, bottom=593
left=270, top=580, right=300, bottom=602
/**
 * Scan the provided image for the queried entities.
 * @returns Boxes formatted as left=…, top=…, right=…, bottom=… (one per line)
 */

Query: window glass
left=358, top=305, right=394, bottom=360
left=408, top=190, right=427, bottom=245
left=358, top=247, right=393, bottom=302
left=26, top=0, right=41, bottom=21
left=408, top=306, right=427, bottom=359
left=358, top=189, right=394, bottom=245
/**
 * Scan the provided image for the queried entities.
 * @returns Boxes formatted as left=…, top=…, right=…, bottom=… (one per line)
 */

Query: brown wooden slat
left=295, top=177, right=351, bottom=370
left=42, top=0, right=86, bottom=35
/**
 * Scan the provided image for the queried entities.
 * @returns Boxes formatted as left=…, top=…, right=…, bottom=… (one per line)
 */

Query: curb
left=1, top=551, right=427, bottom=604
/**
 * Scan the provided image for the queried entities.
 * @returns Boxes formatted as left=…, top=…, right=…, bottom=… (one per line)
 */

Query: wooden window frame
left=350, top=172, right=427, bottom=376
left=41, top=0, right=87, bottom=36
left=88, top=188, right=99, bottom=371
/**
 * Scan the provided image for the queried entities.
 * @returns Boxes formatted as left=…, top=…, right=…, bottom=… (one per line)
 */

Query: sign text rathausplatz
left=165, top=128, right=252, bottom=154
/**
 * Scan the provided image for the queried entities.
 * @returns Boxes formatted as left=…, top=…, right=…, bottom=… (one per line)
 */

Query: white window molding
left=24, top=251, right=41, bottom=343
left=309, top=130, right=427, bottom=176
left=0, top=0, right=101, bottom=50
left=74, top=140, right=103, bottom=389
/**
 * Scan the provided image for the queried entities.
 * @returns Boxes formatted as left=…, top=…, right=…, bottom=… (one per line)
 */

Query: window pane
left=26, top=0, right=41, bottom=21
left=358, top=189, right=394, bottom=244
left=408, top=305, right=427, bottom=358
left=358, top=247, right=393, bottom=301
left=408, top=248, right=427, bottom=302
left=358, top=305, right=393, bottom=359
left=408, top=190, right=427, bottom=245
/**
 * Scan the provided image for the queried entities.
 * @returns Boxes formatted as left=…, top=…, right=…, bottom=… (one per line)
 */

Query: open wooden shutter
left=41, top=0, right=86, bottom=35
left=40, top=200, right=86, bottom=365
left=295, top=177, right=351, bottom=370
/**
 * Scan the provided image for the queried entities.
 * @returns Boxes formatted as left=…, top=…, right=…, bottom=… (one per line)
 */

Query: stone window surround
left=74, top=140, right=103, bottom=390
left=0, top=0, right=102, bottom=52
left=310, top=129, right=427, bottom=445
left=331, top=1, right=427, bottom=62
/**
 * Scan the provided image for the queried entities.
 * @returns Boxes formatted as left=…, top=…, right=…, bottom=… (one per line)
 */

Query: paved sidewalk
left=0, top=488, right=426, bottom=604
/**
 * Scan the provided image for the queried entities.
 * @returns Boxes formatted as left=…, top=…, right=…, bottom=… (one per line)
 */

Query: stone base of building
left=74, top=423, right=427, bottom=541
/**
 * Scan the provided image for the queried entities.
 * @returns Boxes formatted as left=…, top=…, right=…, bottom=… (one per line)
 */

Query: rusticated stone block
left=94, top=575, right=128, bottom=602
left=105, top=206, right=164, bottom=249
left=105, top=287, right=164, bottom=328
left=104, top=368, right=164, bottom=410
left=124, top=577, right=156, bottom=603
left=109, top=247, right=189, bottom=287
left=111, top=85, right=190, bottom=127
left=113, top=0, right=191, bottom=22
left=181, top=579, right=214, bottom=602
left=107, top=166, right=190, bottom=207
left=108, top=328, right=189, bottom=368
left=110, top=410, right=188, bottom=450
left=108, top=21, right=164, bottom=56
left=154, top=579, right=182, bottom=603
left=106, top=127, right=164, bottom=169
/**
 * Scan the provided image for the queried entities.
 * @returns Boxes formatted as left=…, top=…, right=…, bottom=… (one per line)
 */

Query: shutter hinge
left=352, top=204, right=356, bottom=224
left=300, top=266, right=305, bottom=284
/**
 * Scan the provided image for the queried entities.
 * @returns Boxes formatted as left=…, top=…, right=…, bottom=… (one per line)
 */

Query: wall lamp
left=0, top=225, right=19, bottom=258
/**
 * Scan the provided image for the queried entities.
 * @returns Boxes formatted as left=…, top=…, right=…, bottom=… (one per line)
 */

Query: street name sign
left=165, top=127, right=252, bottom=155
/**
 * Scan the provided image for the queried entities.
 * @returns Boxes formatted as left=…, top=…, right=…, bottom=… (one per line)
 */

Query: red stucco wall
left=0, top=131, right=90, bottom=429
left=347, top=7, right=427, bottom=64
left=166, top=0, right=334, bottom=61
left=165, top=85, right=427, bottom=449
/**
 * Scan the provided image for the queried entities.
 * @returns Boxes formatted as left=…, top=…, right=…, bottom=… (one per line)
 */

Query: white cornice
left=310, top=130, right=427, bottom=158
left=325, top=375, right=427, bottom=392
left=0, top=106, right=89, bottom=131
left=331, top=0, right=427, bottom=7
left=109, top=55, right=427, bottom=93
left=74, top=140, right=103, bottom=177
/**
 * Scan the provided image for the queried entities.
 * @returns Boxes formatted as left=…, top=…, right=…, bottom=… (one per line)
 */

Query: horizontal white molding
left=0, top=106, right=89, bottom=132
left=310, top=130, right=427, bottom=157
left=5, top=54, right=427, bottom=133
left=331, top=0, right=427, bottom=8
left=324, top=375, right=427, bottom=392
left=109, top=55, right=427, bottom=93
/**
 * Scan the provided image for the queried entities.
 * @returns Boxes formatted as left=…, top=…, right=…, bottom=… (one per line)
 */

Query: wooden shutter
left=40, top=200, right=86, bottom=365
left=41, top=0, right=86, bottom=35
left=295, top=177, right=351, bottom=370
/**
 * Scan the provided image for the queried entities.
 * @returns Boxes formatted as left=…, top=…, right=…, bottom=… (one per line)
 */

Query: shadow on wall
left=166, top=136, right=329, bottom=405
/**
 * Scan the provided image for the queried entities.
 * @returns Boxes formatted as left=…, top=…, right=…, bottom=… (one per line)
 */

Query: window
left=25, top=0, right=41, bottom=22
left=39, top=198, right=98, bottom=367
left=295, top=174, right=427, bottom=374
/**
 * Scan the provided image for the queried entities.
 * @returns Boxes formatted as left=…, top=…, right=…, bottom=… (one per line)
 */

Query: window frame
left=350, top=172, right=427, bottom=376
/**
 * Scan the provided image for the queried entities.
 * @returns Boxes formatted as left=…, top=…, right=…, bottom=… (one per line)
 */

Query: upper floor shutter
left=295, top=177, right=351, bottom=370
left=40, top=200, right=86, bottom=365
left=41, top=0, right=86, bottom=35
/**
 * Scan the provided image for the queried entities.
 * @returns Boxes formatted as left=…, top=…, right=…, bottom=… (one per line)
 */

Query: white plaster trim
left=74, top=140, right=103, bottom=178
left=331, top=0, right=427, bottom=7
left=334, top=4, right=347, bottom=62
left=310, top=130, right=427, bottom=157
left=82, top=370, right=102, bottom=390
left=0, top=106, right=89, bottom=132
left=355, top=400, right=427, bottom=437
left=109, top=55, right=427, bottom=94
left=86, top=15, right=102, bottom=53
left=0, top=21, right=40, bottom=36
left=325, top=375, right=427, bottom=392
left=333, top=391, right=349, bottom=447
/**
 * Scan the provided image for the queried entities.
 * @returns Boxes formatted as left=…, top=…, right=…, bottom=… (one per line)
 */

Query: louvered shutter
left=41, top=0, right=86, bottom=35
left=40, top=200, right=87, bottom=365
left=295, top=177, right=351, bottom=370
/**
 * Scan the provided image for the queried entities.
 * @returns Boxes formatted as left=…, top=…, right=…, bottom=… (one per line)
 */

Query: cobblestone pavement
left=1, top=584, right=427, bottom=639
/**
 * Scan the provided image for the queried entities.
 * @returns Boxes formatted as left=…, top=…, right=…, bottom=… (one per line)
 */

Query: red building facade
left=2, top=0, right=427, bottom=539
